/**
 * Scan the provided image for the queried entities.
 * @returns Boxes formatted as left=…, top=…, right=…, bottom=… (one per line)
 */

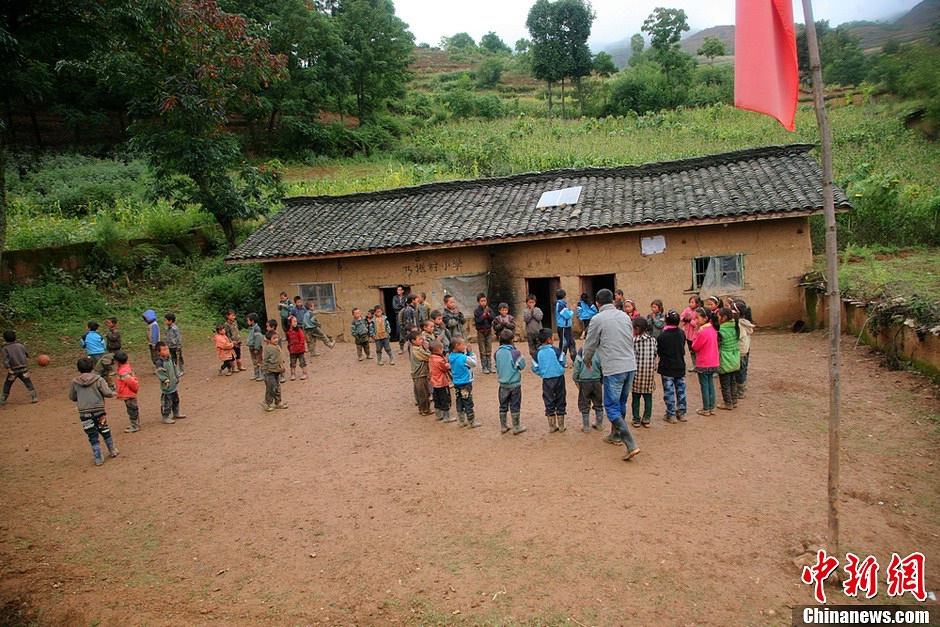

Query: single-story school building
left=227, top=143, right=851, bottom=341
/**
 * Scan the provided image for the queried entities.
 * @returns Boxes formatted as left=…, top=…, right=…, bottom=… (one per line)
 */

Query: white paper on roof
left=536, top=186, right=582, bottom=209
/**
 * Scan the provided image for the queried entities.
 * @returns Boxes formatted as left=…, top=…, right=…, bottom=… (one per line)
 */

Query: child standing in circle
left=691, top=307, right=719, bottom=416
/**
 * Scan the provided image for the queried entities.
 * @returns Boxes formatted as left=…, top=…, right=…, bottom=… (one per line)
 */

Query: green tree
left=820, top=27, right=866, bottom=85
left=480, top=31, right=512, bottom=55
left=336, top=0, right=414, bottom=121
left=442, top=32, right=476, bottom=51
left=642, top=7, right=690, bottom=53
left=554, top=0, right=595, bottom=116
left=526, top=0, right=594, bottom=117
left=592, top=51, right=617, bottom=76
left=697, top=36, right=726, bottom=63
left=101, top=0, right=287, bottom=249
left=476, top=57, right=503, bottom=87
left=527, top=0, right=566, bottom=115
left=628, top=33, right=645, bottom=66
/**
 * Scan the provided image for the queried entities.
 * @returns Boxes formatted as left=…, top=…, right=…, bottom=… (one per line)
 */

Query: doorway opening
left=379, top=285, right=409, bottom=341
left=525, top=277, right=560, bottom=329
left=579, top=273, right=616, bottom=302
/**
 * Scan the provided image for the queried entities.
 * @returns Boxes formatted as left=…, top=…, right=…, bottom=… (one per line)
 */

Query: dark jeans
left=697, top=369, right=717, bottom=410
left=581, top=317, right=591, bottom=335
left=556, top=327, right=576, bottom=361
left=498, top=385, right=522, bottom=414
left=718, top=371, right=739, bottom=405
left=432, top=386, right=451, bottom=411
left=160, top=391, right=181, bottom=418
left=577, top=379, right=603, bottom=414
left=603, top=371, right=639, bottom=451
left=374, top=338, right=393, bottom=361
left=661, top=375, right=687, bottom=416
left=80, top=410, right=111, bottom=445
left=541, top=375, right=566, bottom=416
left=413, top=375, right=431, bottom=413
left=3, top=369, right=35, bottom=396
left=355, top=342, right=372, bottom=359
left=169, top=347, right=184, bottom=373
left=455, top=383, right=474, bottom=417
left=264, top=373, right=282, bottom=405
left=527, top=333, right=540, bottom=358
left=477, top=329, right=493, bottom=362
left=233, top=345, right=242, bottom=361
left=631, top=392, right=652, bottom=421
left=736, top=352, right=750, bottom=387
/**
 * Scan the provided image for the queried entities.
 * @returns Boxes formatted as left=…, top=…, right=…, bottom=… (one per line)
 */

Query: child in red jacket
left=113, top=351, right=141, bottom=432
left=429, top=341, right=454, bottom=423
left=285, top=316, right=308, bottom=381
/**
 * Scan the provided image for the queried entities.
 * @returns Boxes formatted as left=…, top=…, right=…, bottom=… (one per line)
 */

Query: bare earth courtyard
left=0, top=331, right=937, bottom=626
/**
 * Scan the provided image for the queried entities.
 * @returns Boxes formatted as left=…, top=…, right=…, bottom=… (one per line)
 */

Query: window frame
left=293, top=282, right=338, bottom=313
left=690, top=254, right=745, bottom=292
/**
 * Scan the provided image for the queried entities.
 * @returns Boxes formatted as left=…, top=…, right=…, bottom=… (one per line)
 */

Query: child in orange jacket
left=113, top=351, right=140, bottom=432
left=214, top=324, right=236, bottom=376
left=429, top=340, right=454, bottom=423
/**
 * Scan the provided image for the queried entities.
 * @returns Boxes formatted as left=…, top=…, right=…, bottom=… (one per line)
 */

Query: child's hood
left=142, top=309, right=157, bottom=323
left=72, top=372, right=101, bottom=387
left=117, top=363, right=134, bottom=376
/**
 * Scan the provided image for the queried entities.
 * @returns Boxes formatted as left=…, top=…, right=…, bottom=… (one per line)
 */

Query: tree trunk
left=29, top=109, right=42, bottom=147
left=561, top=77, right=566, bottom=119
left=267, top=108, right=278, bottom=134
left=220, top=216, right=236, bottom=250
left=576, top=77, right=584, bottom=117
left=546, top=81, right=553, bottom=117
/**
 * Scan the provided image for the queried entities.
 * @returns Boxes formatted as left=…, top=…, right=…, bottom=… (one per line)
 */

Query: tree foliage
left=442, top=32, right=476, bottom=51
left=480, top=31, right=511, bottom=55
left=526, top=0, right=594, bottom=116
left=642, top=8, right=689, bottom=54
left=697, top=36, right=726, bottom=62
left=592, top=51, right=617, bottom=77
left=797, top=21, right=866, bottom=86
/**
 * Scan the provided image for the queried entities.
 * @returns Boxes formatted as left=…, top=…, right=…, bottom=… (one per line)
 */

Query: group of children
left=383, top=288, right=755, bottom=444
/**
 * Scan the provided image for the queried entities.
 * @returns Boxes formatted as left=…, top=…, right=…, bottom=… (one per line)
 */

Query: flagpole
left=800, top=0, right=841, bottom=554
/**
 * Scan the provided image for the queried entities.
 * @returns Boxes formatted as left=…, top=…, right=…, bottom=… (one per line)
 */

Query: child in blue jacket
left=555, top=289, right=576, bottom=363
left=494, top=329, right=527, bottom=435
left=577, top=293, right=598, bottom=339
left=80, top=321, right=106, bottom=363
left=448, top=337, right=479, bottom=428
left=532, top=327, right=567, bottom=432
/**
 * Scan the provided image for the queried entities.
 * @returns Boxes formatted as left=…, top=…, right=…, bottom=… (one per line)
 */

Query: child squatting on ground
left=1, top=330, right=38, bottom=404
left=533, top=327, right=567, bottom=432
left=494, top=328, right=527, bottom=434
left=448, top=337, right=479, bottom=428
left=69, top=356, right=118, bottom=466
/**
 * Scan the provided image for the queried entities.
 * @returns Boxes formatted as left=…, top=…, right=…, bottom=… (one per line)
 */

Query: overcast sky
left=393, top=0, right=922, bottom=48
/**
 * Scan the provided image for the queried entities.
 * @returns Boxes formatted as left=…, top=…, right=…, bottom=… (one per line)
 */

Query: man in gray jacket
left=581, top=289, right=641, bottom=461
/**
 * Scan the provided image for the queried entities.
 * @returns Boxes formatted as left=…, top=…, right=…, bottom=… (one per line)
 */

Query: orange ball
left=37, top=354, right=51, bottom=367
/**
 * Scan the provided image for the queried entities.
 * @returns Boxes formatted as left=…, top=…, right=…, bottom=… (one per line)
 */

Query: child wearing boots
left=69, top=356, right=117, bottom=465
left=472, top=293, right=496, bottom=374
left=263, top=331, right=289, bottom=412
left=370, top=306, right=395, bottom=365
left=573, top=347, right=604, bottom=433
left=494, top=329, right=527, bottom=435
left=164, top=313, right=184, bottom=376
left=716, top=308, right=741, bottom=411
left=214, top=324, right=236, bottom=376
left=223, top=310, right=245, bottom=372
left=429, top=341, right=454, bottom=423
left=113, top=351, right=141, bottom=433
left=350, top=308, right=372, bottom=361
left=408, top=331, right=432, bottom=416
left=532, top=328, right=567, bottom=432
left=448, top=337, right=479, bottom=428
left=155, top=342, right=186, bottom=424
left=1, top=330, right=37, bottom=404
left=631, top=317, right=657, bottom=428
left=245, top=313, right=264, bottom=381
left=285, top=316, right=309, bottom=381
left=657, top=310, right=687, bottom=423
left=523, top=294, right=543, bottom=358
left=303, top=302, right=335, bottom=356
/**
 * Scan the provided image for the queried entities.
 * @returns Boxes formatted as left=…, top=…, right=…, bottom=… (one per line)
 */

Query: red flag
left=735, top=0, right=799, bottom=131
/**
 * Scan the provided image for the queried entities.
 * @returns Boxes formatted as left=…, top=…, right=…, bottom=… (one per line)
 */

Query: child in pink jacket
left=691, top=307, right=719, bottom=415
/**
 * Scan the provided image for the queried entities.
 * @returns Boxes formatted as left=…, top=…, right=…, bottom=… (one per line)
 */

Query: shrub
left=196, top=256, right=266, bottom=319
left=4, top=269, right=106, bottom=322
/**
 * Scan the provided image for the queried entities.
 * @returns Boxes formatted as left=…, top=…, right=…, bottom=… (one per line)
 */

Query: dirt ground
left=0, top=330, right=937, bottom=626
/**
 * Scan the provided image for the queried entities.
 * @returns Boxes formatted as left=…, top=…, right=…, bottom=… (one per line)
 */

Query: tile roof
left=228, top=143, right=851, bottom=262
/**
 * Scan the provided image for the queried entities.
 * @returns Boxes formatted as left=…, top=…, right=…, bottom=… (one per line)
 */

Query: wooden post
left=801, top=0, right=841, bottom=553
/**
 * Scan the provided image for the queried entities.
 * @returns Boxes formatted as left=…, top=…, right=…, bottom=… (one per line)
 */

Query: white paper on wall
left=640, top=235, right=666, bottom=256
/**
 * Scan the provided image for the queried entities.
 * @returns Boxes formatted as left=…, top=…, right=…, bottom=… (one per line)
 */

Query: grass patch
left=820, top=246, right=940, bottom=304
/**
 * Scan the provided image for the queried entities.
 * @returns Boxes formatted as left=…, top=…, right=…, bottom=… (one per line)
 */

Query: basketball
left=37, top=354, right=51, bottom=367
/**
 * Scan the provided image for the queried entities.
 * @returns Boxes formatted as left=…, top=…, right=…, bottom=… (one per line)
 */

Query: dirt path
left=1, top=331, right=937, bottom=625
